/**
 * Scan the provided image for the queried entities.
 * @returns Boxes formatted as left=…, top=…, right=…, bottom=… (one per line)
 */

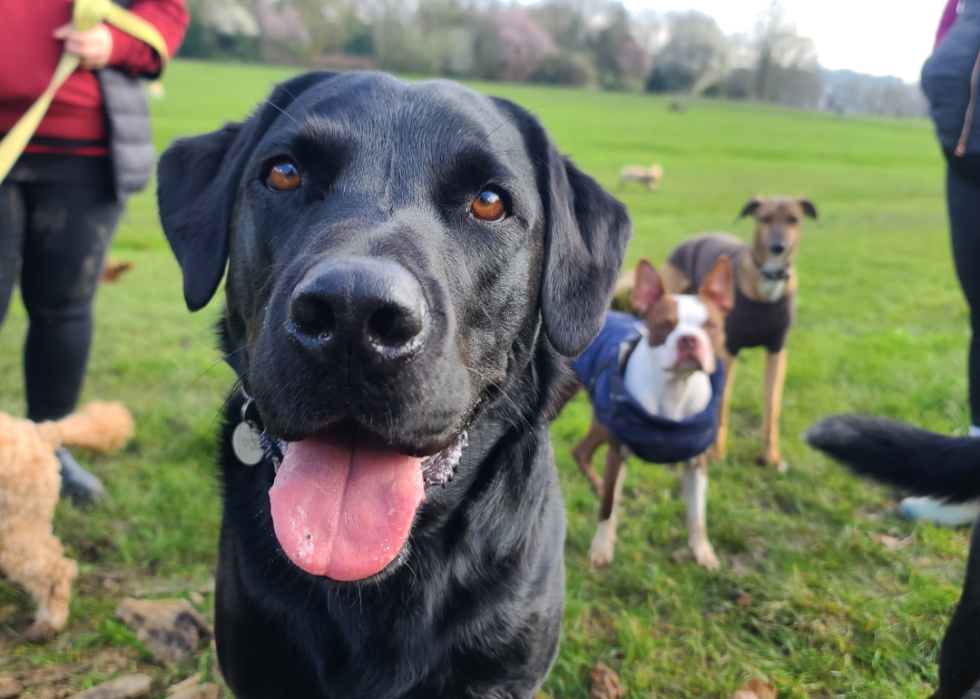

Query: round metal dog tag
left=232, top=421, right=264, bottom=466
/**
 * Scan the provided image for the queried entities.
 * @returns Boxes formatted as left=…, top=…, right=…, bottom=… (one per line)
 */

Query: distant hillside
left=819, top=68, right=928, bottom=118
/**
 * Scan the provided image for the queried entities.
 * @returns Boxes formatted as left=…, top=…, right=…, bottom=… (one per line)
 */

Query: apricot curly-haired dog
left=0, top=402, right=133, bottom=641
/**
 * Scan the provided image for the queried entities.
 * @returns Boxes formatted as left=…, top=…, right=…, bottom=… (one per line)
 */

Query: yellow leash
left=0, top=0, right=169, bottom=183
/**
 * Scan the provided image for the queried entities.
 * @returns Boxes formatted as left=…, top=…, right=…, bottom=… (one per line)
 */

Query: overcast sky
left=527, top=0, right=949, bottom=83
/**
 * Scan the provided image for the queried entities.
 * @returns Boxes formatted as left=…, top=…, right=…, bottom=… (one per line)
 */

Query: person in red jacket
left=0, top=0, right=189, bottom=504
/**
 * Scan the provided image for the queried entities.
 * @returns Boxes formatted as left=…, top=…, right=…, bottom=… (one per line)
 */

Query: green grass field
left=0, top=60, right=970, bottom=698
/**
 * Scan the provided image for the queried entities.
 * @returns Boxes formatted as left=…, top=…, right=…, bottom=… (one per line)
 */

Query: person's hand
left=54, top=23, right=113, bottom=70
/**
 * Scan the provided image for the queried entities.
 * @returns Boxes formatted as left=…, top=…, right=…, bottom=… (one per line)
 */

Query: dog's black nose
left=287, top=256, right=428, bottom=363
left=769, top=241, right=786, bottom=255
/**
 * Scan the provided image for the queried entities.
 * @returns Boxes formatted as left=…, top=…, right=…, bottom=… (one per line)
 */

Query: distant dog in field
left=620, top=164, right=664, bottom=191
left=662, top=196, right=817, bottom=469
left=572, top=257, right=734, bottom=570
left=805, top=416, right=980, bottom=699
left=101, top=259, right=135, bottom=284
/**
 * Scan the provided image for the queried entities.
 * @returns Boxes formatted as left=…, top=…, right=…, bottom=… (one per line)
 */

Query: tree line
left=179, top=0, right=926, bottom=117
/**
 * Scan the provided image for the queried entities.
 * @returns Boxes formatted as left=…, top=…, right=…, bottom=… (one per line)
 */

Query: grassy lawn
left=0, top=60, right=969, bottom=698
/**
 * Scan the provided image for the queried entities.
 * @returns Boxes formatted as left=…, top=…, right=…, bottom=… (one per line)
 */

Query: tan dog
left=573, top=257, right=734, bottom=570
left=619, top=164, right=664, bottom=191
left=661, top=196, right=817, bottom=469
left=0, top=402, right=133, bottom=641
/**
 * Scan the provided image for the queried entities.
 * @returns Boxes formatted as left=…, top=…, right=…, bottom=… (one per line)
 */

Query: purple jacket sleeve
left=937, top=0, right=961, bottom=48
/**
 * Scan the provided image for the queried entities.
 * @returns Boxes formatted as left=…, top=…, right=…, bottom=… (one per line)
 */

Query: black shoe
left=56, top=447, right=107, bottom=506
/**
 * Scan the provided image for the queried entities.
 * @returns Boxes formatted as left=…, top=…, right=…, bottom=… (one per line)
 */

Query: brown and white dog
left=619, top=164, right=664, bottom=191
left=662, top=196, right=817, bottom=470
left=572, top=257, right=734, bottom=570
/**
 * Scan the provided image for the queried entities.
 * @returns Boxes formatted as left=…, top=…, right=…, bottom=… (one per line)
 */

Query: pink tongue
left=268, top=433, right=424, bottom=581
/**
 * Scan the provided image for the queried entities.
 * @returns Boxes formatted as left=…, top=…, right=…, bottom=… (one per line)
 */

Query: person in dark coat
left=900, top=0, right=980, bottom=526
left=0, top=0, right=189, bottom=504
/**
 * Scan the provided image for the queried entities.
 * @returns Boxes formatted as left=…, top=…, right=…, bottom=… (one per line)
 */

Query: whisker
left=464, top=366, right=533, bottom=434
left=478, top=102, right=558, bottom=150
left=301, top=579, right=317, bottom=615
left=206, top=372, right=251, bottom=437
left=277, top=81, right=312, bottom=121
left=264, top=97, right=301, bottom=127
left=184, top=342, right=255, bottom=393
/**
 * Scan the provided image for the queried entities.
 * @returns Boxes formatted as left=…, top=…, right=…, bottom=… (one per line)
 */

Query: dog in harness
left=572, top=256, right=734, bottom=570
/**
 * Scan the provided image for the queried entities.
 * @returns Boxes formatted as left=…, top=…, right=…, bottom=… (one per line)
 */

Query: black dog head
left=158, top=72, right=630, bottom=582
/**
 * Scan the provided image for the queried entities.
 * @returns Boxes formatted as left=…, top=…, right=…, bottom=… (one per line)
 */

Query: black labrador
left=157, top=71, right=631, bottom=699
left=806, top=417, right=980, bottom=699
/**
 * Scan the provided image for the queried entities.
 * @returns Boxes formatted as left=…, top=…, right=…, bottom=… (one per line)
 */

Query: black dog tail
left=804, top=415, right=980, bottom=502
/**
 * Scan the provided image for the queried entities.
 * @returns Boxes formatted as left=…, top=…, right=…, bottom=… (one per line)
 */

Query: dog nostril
left=770, top=242, right=786, bottom=254
left=288, top=256, right=428, bottom=363
left=366, top=305, right=421, bottom=347
left=289, top=295, right=336, bottom=338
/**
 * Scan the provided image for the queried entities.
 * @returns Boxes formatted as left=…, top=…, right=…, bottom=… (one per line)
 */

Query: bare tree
left=616, top=37, right=650, bottom=79
left=527, top=0, right=589, bottom=52
left=588, top=3, right=637, bottom=88
left=630, top=9, right=664, bottom=56
left=202, top=0, right=259, bottom=38
left=492, top=8, right=554, bottom=81
left=651, top=11, right=732, bottom=97
left=288, top=0, right=350, bottom=56
left=256, top=0, right=309, bottom=46
left=751, top=1, right=820, bottom=102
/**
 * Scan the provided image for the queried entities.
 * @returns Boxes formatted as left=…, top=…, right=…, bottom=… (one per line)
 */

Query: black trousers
left=0, top=179, right=123, bottom=422
left=948, top=152, right=980, bottom=425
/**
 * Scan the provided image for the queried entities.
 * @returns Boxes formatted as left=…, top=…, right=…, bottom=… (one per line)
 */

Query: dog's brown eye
left=787, top=215, right=799, bottom=225
left=471, top=189, right=506, bottom=222
left=266, top=160, right=302, bottom=191
left=760, top=215, right=773, bottom=224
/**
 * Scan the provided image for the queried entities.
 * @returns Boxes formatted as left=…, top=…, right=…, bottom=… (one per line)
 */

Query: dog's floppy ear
left=485, top=98, right=631, bottom=355
left=737, top=196, right=763, bottom=220
left=542, top=148, right=632, bottom=355
left=157, top=123, right=247, bottom=311
left=157, top=72, right=336, bottom=311
left=631, top=259, right=665, bottom=315
left=798, top=198, right=818, bottom=220
left=538, top=144, right=632, bottom=356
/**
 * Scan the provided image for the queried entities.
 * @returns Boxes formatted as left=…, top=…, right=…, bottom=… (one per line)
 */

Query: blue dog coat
left=573, top=312, right=725, bottom=464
